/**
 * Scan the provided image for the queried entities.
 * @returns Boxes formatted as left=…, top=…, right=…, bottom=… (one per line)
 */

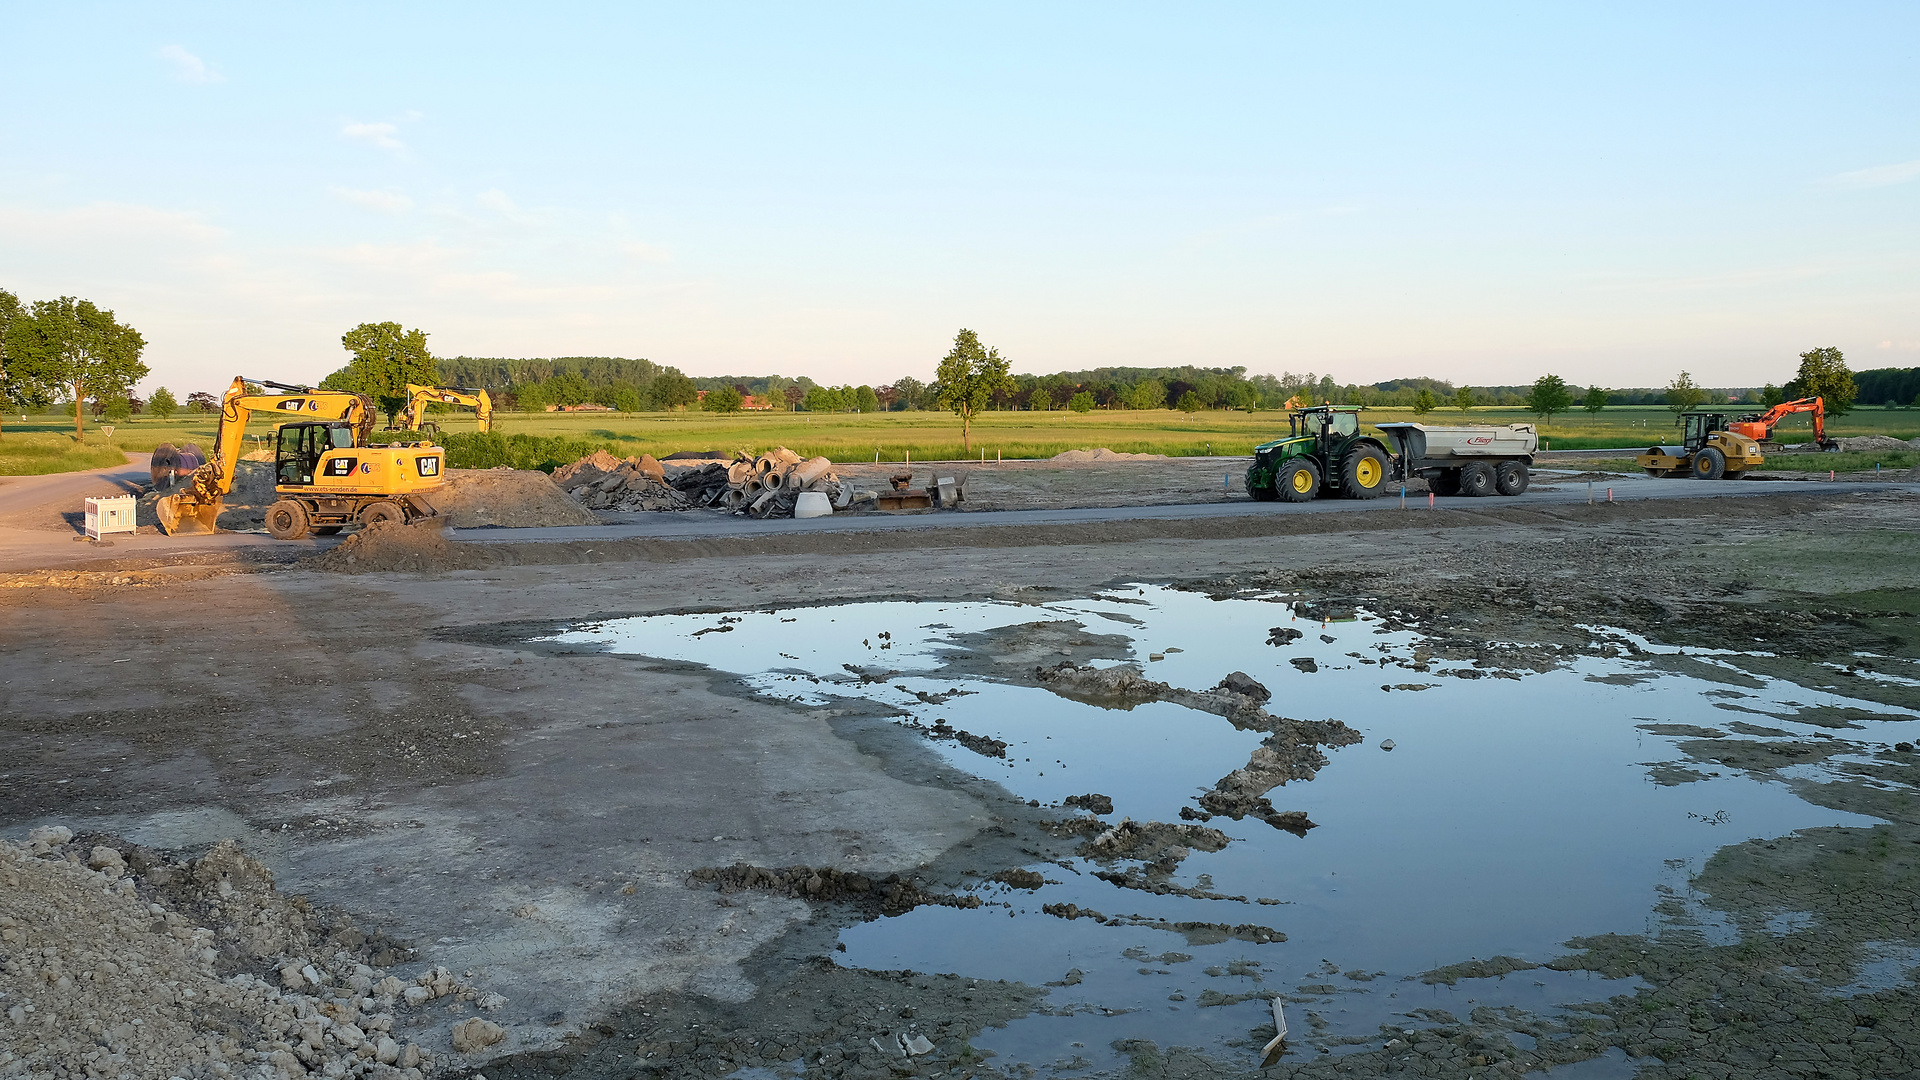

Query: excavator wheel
left=358, top=501, right=406, bottom=527
left=1458, top=461, right=1497, bottom=497
left=1692, top=447, right=1727, bottom=480
left=265, top=500, right=311, bottom=540
left=313, top=526, right=343, bottom=535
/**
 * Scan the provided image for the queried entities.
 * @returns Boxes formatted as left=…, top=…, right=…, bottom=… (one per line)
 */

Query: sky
left=2, top=3, right=1917, bottom=396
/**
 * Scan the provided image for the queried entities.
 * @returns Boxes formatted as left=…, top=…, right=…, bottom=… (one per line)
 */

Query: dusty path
left=0, top=452, right=148, bottom=526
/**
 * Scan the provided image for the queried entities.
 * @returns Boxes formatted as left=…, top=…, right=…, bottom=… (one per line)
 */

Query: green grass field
left=2, top=404, right=1915, bottom=474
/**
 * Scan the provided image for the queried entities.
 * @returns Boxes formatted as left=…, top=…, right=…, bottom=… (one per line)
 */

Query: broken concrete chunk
left=450, top=1017, right=507, bottom=1053
left=402, top=985, right=432, bottom=1007
left=88, top=845, right=126, bottom=874
left=1215, top=671, right=1272, bottom=703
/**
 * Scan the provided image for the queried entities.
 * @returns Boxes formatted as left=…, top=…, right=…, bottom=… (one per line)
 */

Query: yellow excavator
left=156, top=377, right=447, bottom=539
left=395, top=383, right=493, bottom=435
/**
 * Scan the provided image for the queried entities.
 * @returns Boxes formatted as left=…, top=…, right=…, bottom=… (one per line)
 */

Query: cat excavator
left=155, top=376, right=446, bottom=538
left=394, top=383, right=494, bottom=435
left=1727, top=396, right=1837, bottom=450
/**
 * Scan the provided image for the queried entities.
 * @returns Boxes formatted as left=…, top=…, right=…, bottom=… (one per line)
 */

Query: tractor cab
left=277, top=422, right=358, bottom=487
left=1248, top=405, right=1394, bottom=503
left=1289, top=406, right=1362, bottom=445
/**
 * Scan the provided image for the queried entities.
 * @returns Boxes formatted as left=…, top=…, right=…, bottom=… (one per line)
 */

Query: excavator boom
left=1728, top=397, right=1828, bottom=446
left=400, top=383, right=493, bottom=433
left=155, top=377, right=375, bottom=535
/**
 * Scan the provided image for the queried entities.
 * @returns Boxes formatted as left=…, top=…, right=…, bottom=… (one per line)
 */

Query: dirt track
left=3, top=475, right=1919, bottom=1078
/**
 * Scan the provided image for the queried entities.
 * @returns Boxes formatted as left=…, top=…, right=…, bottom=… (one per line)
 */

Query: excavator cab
left=277, top=423, right=357, bottom=486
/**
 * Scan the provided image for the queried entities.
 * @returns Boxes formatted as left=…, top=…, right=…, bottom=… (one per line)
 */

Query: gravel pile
left=1834, top=434, right=1919, bottom=453
left=0, top=827, right=506, bottom=1079
left=423, top=469, right=598, bottom=528
left=1048, top=448, right=1168, bottom=463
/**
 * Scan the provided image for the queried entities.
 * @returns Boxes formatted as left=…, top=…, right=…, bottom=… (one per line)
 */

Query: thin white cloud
left=329, top=187, right=414, bottom=214
left=1829, top=160, right=1920, bottom=189
left=341, top=121, right=404, bottom=150
left=158, top=45, right=222, bottom=84
left=475, top=188, right=518, bottom=214
left=621, top=241, right=672, bottom=263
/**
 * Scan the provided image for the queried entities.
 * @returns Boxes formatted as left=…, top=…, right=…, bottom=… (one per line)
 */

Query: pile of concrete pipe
left=671, top=448, right=848, bottom=518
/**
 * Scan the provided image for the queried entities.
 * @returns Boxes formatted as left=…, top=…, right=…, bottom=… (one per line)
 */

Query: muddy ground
left=3, top=486, right=1919, bottom=1079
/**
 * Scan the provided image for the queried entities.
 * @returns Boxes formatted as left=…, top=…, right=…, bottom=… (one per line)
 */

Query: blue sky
left=3, top=3, right=1916, bottom=395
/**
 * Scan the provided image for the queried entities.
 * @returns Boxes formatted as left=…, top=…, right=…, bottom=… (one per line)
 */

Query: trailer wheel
left=1341, top=447, right=1390, bottom=499
left=1277, top=460, right=1321, bottom=502
left=359, top=501, right=406, bottom=527
left=265, top=500, right=311, bottom=540
left=1458, top=461, right=1497, bottom=497
left=1495, top=461, right=1529, bottom=496
left=1692, top=447, right=1726, bottom=480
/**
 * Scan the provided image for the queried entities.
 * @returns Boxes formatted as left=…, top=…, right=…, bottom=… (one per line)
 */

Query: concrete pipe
left=742, top=476, right=764, bottom=497
left=762, top=469, right=785, bottom=493
left=723, top=487, right=749, bottom=511
left=727, top=462, right=755, bottom=484
left=791, top=456, right=833, bottom=489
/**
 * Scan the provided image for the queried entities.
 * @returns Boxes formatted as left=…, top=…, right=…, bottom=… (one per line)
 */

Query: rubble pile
left=550, top=451, right=694, bottom=512
left=659, top=447, right=852, bottom=518
left=0, top=827, right=505, bottom=1079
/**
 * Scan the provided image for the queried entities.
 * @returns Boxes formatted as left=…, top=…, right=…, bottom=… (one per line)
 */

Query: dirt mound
left=1, top=827, right=466, bottom=1079
left=307, top=520, right=482, bottom=574
left=553, top=453, right=694, bottom=511
left=1049, top=448, right=1169, bottom=463
left=424, top=469, right=599, bottom=527
left=1835, top=434, right=1915, bottom=453
left=686, top=862, right=984, bottom=916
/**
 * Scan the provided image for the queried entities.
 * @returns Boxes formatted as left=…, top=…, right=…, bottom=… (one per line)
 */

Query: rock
left=401, top=986, right=431, bottom=1007
left=375, top=976, right=405, bottom=998
left=1380, top=739, right=1396, bottom=751
left=1266, top=627, right=1303, bottom=646
left=88, top=845, right=126, bottom=874
left=334, top=1022, right=366, bottom=1049
left=28, top=825, right=73, bottom=846
left=281, top=964, right=308, bottom=989
left=1289, top=657, right=1319, bottom=673
left=398, top=1043, right=423, bottom=1069
left=1215, top=671, right=1271, bottom=703
left=375, top=1036, right=401, bottom=1065
left=1063, top=793, right=1115, bottom=815
left=450, top=1017, right=506, bottom=1053
left=301, top=964, right=323, bottom=988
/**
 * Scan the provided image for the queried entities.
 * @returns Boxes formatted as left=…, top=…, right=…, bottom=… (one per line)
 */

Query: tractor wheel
left=1458, top=461, right=1497, bottom=497
left=1341, top=447, right=1390, bottom=499
left=1277, top=459, right=1321, bottom=502
left=265, top=500, right=311, bottom=540
left=1692, top=447, right=1727, bottom=480
left=1431, top=470, right=1461, bottom=496
left=1248, top=477, right=1278, bottom=501
left=1495, top=461, right=1530, bottom=496
left=359, top=501, right=406, bottom=527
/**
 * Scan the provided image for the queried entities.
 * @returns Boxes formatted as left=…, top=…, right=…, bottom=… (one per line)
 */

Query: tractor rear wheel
left=1495, top=461, right=1530, bottom=496
left=1277, top=459, right=1321, bottom=502
left=359, top=501, right=406, bottom=527
left=1341, top=447, right=1389, bottom=499
left=1458, top=461, right=1497, bottom=497
left=265, top=500, right=310, bottom=540
left=1692, top=447, right=1727, bottom=480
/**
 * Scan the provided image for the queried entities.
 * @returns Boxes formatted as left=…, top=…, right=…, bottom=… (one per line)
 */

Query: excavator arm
left=1729, top=397, right=1830, bottom=447
left=156, top=377, right=375, bottom=535
left=400, top=384, right=493, bottom=433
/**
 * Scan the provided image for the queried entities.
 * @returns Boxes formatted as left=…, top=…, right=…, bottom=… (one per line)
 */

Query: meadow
left=3, top=404, right=1915, bottom=474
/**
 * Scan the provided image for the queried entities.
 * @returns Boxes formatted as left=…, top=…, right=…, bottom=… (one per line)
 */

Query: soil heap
left=423, top=469, right=598, bottom=528
left=1048, top=448, right=1169, bottom=463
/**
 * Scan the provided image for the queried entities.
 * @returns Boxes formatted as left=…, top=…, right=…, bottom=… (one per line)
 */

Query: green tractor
left=1246, top=406, right=1395, bottom=502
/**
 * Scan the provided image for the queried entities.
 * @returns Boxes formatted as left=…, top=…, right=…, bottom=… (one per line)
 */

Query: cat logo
left=417, top=457, right=441, bottom=477
left=277, top=399, right=308, bottom=411
left=323, top=457, right=358, bottom=477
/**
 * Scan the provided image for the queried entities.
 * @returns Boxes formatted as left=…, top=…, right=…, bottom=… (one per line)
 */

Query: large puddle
left=541, top=586, right=1918, bottom=1073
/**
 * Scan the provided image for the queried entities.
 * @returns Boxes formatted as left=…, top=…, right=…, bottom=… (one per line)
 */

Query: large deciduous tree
left=935, top=329, right=1013, bottom=451
left=1526, top=375, right=1572, bottom=423
left=1665, top=371, right=1706, bottom=415
left=148, top=386, right=178, bottom=420
left=322, top=322, right=436, bottom=425
left=4, top=295, right=149, bottom=439
left=1787, top=346, right=1856, bottom=415
left=1583, top=385, right=1610, bottom=415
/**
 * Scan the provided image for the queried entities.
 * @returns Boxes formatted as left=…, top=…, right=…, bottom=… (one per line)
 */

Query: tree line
left=0, top=289, right=149, bottom=439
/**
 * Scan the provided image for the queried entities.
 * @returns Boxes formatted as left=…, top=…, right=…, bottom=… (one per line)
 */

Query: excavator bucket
left=155, top=494, right=223, bottom=536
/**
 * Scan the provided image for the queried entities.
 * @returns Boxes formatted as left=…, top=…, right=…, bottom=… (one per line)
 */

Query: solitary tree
left=148, top=386, right=178, bottom=420
left=703, top=386, right=745, bottom=413
left=935, top=328, right=1013, bottom=452
left=1028, top=388, right=1053, bottom=412
left=1452, top=386, right=1475, bottom=413
left=1665, top=371, right=1706, bottom=415
left=1412, top=388, right=1437, bottom=415
left=322, top=322, right=436, bottom=425
left=1787, top=346, right=1856, bottom=415
left=4, top=296, right=148, bottom=439
left=1068, top=390, right=1095, bottom=413
left=1582, top=385, right=1610, bottom=415
left=1526, top=375, right=1573, bottom=422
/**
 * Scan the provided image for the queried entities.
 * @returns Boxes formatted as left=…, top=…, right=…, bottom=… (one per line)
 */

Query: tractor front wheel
left=1277, top=460, right=1321, bottom=502
left=1692, top=447, right=1727, bottom=480
left=265, top=500, right=311, bottom=540
left=1247, top=469, right=1278, bottom=501
left=1341, top=447, right=1389, bottom=499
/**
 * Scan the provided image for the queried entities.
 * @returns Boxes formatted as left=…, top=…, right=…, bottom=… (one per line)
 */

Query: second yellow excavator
left=156, top=377, right=447, bottom=538
left=395, top=383, right=493, bottom=435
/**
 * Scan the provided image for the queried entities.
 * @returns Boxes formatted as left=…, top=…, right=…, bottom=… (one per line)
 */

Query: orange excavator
left=1728, top=397, right=1837, bottom=450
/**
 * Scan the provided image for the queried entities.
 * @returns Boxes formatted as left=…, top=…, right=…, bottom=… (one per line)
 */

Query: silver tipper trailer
left=1374, top=422, right=1538, bottom=497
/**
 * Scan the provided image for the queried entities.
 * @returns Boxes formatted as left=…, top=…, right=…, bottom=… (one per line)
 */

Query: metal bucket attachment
left=156, top=494, right=223, bottom=535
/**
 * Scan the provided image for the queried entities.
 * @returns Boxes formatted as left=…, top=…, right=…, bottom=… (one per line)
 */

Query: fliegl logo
left=1466, top=436, right=1492, bottom=446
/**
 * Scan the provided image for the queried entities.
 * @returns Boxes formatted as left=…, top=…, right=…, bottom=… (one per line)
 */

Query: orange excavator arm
left=155, top=377, right=375, bottom=535
left=1729, top=397, right=1827, bottom=446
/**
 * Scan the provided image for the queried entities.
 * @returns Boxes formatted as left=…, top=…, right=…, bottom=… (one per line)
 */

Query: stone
left=401, top=986, right=431, bottom=1007
left=87, top=846, right=126, bottom=874
left=398, top=1044, right=422, bottom=1069
left=450, top=1018, right=506, bottom=1053
left=334, top=1023, right=365, bottom=1049
left=28, top=825, right=73, bottom=846
left=374, top=976, right=405, bottom=999
left=1215, top=671, right=1272, bottom=703
left=375, top=1037, right=400, bottom=1065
